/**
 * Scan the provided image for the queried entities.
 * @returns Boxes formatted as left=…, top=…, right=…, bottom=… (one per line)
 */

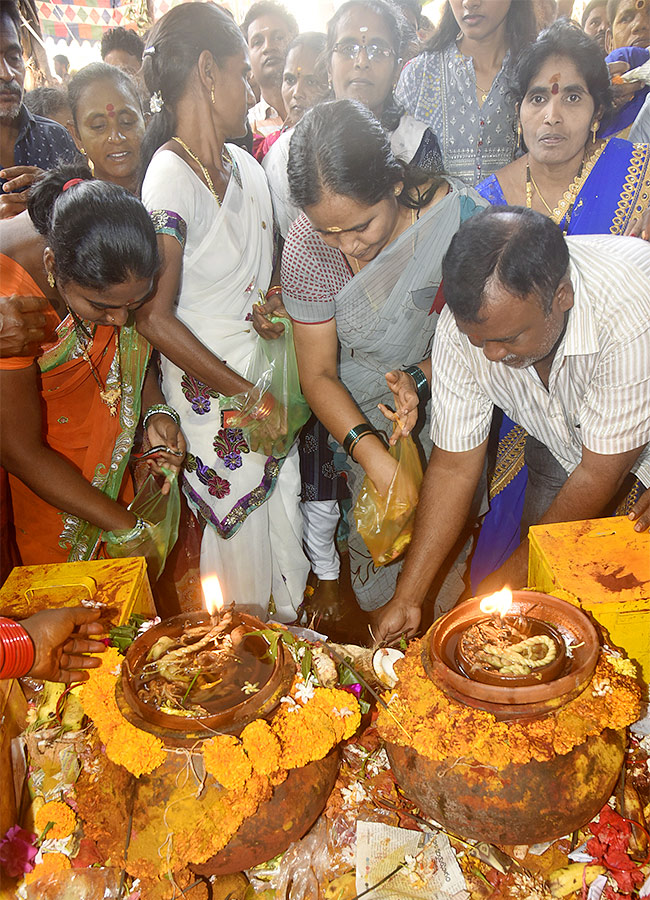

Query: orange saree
left=0, top=254, right=151, bottom=565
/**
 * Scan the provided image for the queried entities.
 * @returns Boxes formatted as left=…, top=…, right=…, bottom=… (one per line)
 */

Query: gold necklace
left=172, top=136, right=230, bottom=204
left=458, top=48, right=493, bottom=104
left=68, top=308, right=122, bottom=416
left=525, top=157, right=585, bottom=235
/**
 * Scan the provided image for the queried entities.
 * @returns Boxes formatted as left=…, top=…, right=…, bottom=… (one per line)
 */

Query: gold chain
left=171, top=136, right=231, bottom=204
left=68, top=308, right=122, bottom=417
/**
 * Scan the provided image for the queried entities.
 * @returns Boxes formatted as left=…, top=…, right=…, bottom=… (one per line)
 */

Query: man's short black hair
left=0, top=0, right=22, bottom=35
left=441, top=207, right=570, bottom=322
left=53, top=54, right=69, bottom=68
left=100, top=26, right=144, bottom=62
left=241, top=1, right=298, bottom=42
left=24, top=85, right=69, bottom=117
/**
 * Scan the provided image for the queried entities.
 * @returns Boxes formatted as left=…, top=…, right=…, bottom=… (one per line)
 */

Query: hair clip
left=149, top=91, right=164, bottom=114
left=143, top=45, right=156, bottom=57
left=62, top=178, right=84, bottom=191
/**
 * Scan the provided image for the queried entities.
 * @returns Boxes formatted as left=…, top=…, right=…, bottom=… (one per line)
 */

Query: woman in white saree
left=137, top=2, right=308, bottom=620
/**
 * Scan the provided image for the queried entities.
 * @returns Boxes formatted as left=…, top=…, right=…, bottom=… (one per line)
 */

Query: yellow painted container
left=528, top=516, right=650, bottom=683
left=0, top=556, right=155, bottom=625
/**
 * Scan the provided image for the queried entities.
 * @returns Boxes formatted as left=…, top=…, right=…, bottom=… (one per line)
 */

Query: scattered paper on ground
left=355, top=821, right=469, bottom=899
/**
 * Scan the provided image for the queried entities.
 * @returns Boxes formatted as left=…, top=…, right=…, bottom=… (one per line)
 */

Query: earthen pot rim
left=424, top=591, right=600, bottom=712
left=120, top=610, right=295, bottom=736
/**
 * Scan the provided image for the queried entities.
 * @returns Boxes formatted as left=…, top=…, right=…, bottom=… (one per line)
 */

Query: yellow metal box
left=0, top=556, right=155, bottom=625
left=528, top=516, right=650, bottom=683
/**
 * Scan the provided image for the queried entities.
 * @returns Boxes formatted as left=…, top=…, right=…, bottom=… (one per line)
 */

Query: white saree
left=142, top=143, right=308, bottom=620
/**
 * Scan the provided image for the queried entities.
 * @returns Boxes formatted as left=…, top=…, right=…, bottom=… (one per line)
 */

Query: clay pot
left=118, top=611, right=295, bottom=743
left=387, top=728, right=625, bottom=845
left=424, top=592, right=600, bottom=719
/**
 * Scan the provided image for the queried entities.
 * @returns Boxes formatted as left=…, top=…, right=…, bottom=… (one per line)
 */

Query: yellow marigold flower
left=241, top=719, right=282, bottom=776
left=203, top=734, right=252, bottom=791
left=310, top=688, right=361, bottom=741
left=276, top=705, right=337, bottom=769
left=34, top=800, right=76, bottom=839
left=606, top=655, right=637, bottom=679
left=24, top=852, right=71, bottom=885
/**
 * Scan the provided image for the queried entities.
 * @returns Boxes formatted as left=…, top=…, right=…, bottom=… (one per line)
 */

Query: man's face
left=246, top=13, right=293, bottom=89
left=455, top=279, right=574, bottom=370
left=0, top=13, right=25, bottom=120
left=583, top=3, right=609, bottom=50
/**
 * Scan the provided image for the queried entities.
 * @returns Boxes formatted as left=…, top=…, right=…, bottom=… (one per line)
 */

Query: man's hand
left=629, top=486, right=650, bottom=532
left=371, top=597, right=421, bottom=645
left=0, top=295, right=51, bottom=356
left=20, top=607, right=105, bottom=683
left=0, top=166, right=43, bottom=218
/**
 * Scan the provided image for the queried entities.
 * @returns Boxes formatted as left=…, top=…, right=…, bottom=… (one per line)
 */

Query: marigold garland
left=24, top=852, right=71, bottom=885
left=203, top=734, right=253, bottom=791
left=78, top=647, right=166, bottom=777
left=240, top=719, right=282, bottom=776
left=33, top=801, right=76, bottom=840
left=377, top=642, right=641, bottom=770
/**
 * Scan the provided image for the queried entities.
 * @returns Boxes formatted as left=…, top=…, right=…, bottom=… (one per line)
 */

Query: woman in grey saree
left=277, top=101, right=486, bottom=613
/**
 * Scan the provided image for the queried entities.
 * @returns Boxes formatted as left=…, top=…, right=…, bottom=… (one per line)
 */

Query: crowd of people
left=1, top=0, right=649, bottom=650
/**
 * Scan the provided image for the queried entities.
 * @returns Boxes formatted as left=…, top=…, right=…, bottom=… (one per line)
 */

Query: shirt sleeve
left=579, top=323, right=650, bottom=457
left=281, top=215, right=348, bottom=324
left=429, top=307, right=494, bottom=451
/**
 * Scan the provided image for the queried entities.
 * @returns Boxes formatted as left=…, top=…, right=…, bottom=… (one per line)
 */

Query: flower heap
left=377, top=641, right=642, bottom=769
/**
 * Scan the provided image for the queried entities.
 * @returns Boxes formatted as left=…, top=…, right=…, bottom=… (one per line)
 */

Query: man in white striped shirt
left=375, top=207, right=650, bottom=643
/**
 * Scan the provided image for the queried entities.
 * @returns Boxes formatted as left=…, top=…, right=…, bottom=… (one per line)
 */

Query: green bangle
left=143, top=403, right=180, bottom=429
left=343, top=423, right=377, bottom=458
left=402, top=365, right=431, bottom=404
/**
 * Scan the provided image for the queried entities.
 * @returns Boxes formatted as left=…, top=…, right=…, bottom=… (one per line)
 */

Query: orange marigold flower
left=34, top=801, right=76, bottom=840
left=78, top=647, right=165, bottom=777
left=241, top=719, right=282, bottom=776
left=203, top=734, right=252, bottom=791
left=310, top=688, right=361, bottom=741
left=24, top=852, right=71, bottom=885
left=276, top=705, right=337, bottom=769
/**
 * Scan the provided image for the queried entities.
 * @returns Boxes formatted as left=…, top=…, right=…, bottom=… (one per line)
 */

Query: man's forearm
left=394, top=442, right=487, bottom=608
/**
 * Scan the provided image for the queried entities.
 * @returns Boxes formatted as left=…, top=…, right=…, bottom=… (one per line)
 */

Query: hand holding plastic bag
left=353, top=433, right=423, bottom=567
left=228, top=316, right=310, bottom=458
left=104, top=468, right=180, bottom=580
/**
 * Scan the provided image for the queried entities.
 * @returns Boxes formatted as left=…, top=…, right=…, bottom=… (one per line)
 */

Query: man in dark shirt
left=0, top=0, right=78, bottom=218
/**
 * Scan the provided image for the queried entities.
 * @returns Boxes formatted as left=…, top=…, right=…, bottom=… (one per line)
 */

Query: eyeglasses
left=332, top=41, right=395, bottom=61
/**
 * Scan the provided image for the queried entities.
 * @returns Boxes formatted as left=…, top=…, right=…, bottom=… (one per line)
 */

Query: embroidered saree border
left=611, top=144, right=650, bottom=235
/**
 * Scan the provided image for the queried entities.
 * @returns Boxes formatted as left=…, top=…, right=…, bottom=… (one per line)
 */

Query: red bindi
left=551, top=82, right=559, bottom=94
left=106, top=103, right=115, bottom=117
left=550, top=73, right=560, bottom=94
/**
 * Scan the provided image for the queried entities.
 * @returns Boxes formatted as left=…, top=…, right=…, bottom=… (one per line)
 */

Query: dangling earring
left=210, top=86, right=215, bottom=105
left=591, top=121, right=599, bottom=143
left=47, top=271, right=55, bottom=288
left=517, top=120, right=522, bottom=150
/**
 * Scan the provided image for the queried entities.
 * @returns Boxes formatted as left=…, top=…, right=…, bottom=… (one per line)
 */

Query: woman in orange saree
left=0, top=167, right=183, bottom=566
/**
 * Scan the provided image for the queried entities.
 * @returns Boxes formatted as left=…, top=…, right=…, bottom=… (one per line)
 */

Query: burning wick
left=479, top=587, right=513, bottom=620
left=202, top=574, right=224, bottom=623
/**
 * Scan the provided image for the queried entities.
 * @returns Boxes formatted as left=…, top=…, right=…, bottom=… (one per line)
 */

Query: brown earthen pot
left=387, top=727, right=625, bottom=845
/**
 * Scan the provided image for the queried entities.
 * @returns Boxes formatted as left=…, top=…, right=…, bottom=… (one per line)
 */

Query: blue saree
left=471, top=138, right=650, bottom=590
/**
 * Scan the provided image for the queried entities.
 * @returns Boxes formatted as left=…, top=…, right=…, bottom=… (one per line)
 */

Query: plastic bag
left=228, top=316, right=310, bottom=458
left=104, top=469, right=180, bottom=580
left=353, top=435, right=423, bottom=567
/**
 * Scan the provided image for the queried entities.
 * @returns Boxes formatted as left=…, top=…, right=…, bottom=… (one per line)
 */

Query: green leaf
left=301, top=647, right=312, bottom=681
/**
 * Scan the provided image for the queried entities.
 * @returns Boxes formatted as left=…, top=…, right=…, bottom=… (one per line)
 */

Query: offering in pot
left=455, top=588, right=566, bottom=686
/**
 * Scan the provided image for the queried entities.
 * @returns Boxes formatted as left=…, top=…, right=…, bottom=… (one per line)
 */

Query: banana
left=548, top=862, right=607, bottom=897
left=619, top=782, right=648, bottom=858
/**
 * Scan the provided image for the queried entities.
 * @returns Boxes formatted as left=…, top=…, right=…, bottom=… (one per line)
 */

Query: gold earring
left=47, top=271, right=55, bottom=288
left=210, top=86, right=215, bottom=105
left=591, top=121, right=599, bottom=143
left=517, top=120, right=522, bottom=148
left=394, top=184, right=401, bottom=196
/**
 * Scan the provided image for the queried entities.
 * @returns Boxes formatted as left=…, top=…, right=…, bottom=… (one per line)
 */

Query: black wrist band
left=403, top=364, right=431, bottom=404
left=343, top=423, right=377, bottom=458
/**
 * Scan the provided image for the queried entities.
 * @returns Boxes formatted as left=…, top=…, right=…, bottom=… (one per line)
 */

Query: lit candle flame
left=479, top=587, right=513, bottom=619
left=202, top=575, right=224, bottom=616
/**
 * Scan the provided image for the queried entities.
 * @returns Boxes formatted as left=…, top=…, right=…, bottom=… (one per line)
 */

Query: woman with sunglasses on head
left=0, top=165, right=185, bottom=566
left=470, top=19, right=650, bottom=591
left=395, top=0, right=537, bottom=185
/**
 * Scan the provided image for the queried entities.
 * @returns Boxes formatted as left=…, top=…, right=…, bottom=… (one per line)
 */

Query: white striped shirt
left=430, top=234, right=650, bottom=488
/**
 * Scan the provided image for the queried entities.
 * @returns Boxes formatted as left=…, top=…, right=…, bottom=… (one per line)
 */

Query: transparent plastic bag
left=353, top=435, right=423, bottom=567
left=228, top=317, right=310, bottom=458
left=104, top=469, right=180, bottom=580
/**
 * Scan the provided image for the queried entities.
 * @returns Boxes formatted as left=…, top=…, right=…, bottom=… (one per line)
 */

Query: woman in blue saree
left=472, top=20, right=650, bottom=590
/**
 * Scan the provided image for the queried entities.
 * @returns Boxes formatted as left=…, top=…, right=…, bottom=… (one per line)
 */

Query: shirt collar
left=14, top=103, right=32, bottom=142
